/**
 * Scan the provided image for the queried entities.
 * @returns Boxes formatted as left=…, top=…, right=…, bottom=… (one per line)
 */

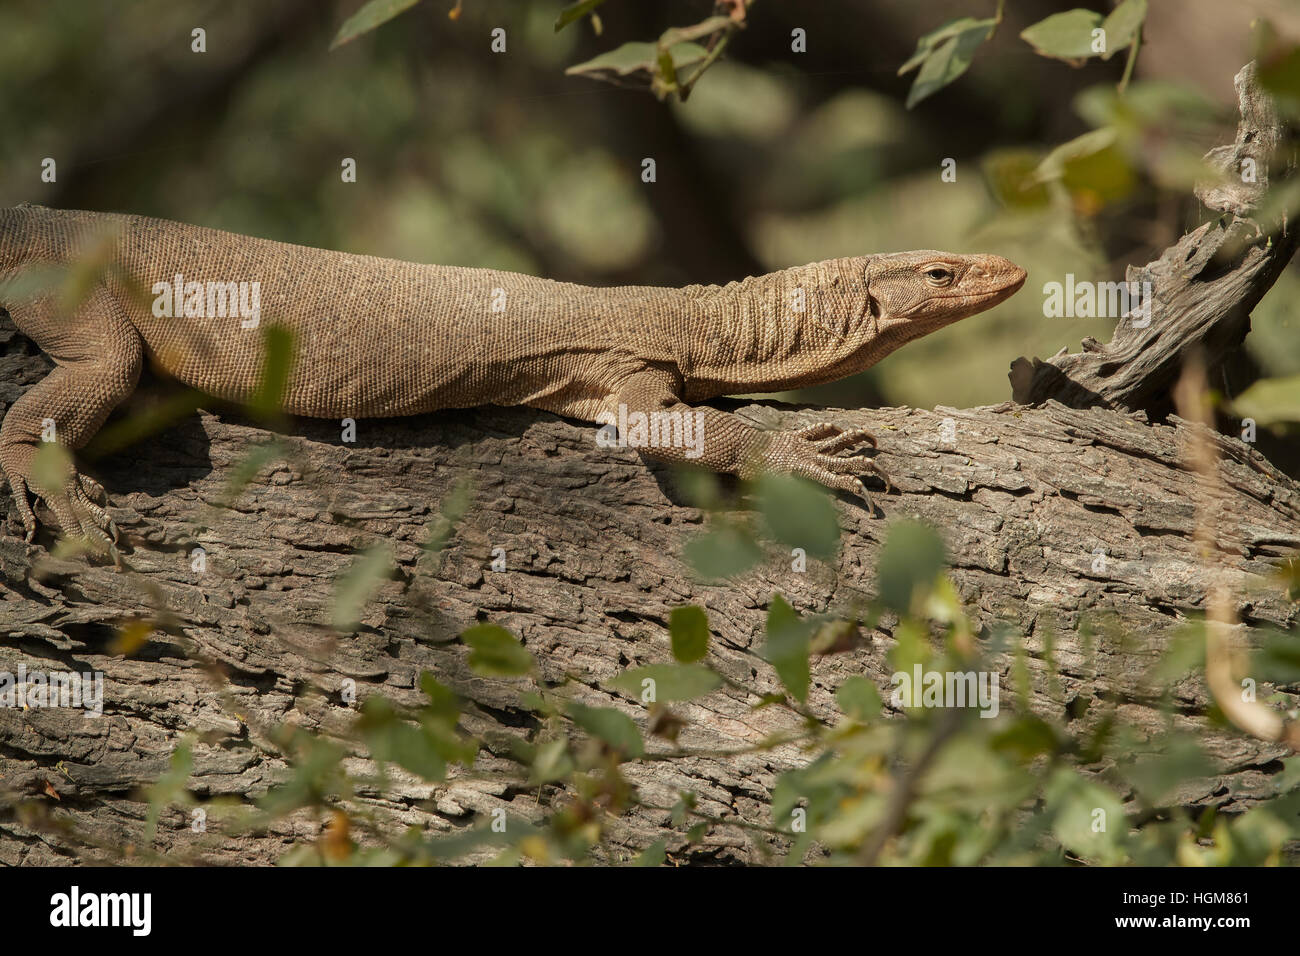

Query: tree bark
left=0, top=373, right=1297, bottom=864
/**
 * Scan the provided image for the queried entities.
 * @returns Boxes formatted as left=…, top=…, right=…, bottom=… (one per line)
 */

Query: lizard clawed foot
left=793, top=421, right=880, bottom=455
left=764, top=426, right=891, bottom=510
left=4, top=463, right=120, bottom=558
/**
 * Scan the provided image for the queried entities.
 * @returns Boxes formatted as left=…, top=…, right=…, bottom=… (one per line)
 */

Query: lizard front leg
left=0, top=285, right=142, bottom=551
left=607, top=370, right=888, bottom=507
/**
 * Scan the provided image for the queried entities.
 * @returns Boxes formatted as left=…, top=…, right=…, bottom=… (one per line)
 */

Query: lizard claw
left=3, top=458, right=120, bottom=557
left=763, top=427, right=890, bottom=511
left=793, top=421, right=879, bottom=452
left=6, top=473, right=39, bottom=543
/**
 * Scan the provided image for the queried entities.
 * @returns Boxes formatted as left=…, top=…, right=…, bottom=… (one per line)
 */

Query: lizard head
left=864, top=250, right=1026, bottom=340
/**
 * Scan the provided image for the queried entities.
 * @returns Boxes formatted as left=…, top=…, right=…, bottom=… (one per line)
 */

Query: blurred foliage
left=1233, top=375, right=1300, bottom=430
left=899, top=1, right=1146, bottom=110
left=336, top=0, right=746, bottom=102
left=6, top=0, right=1297, bottom=409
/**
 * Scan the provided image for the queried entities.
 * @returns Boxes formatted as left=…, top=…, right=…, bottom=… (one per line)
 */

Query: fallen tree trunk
left=0, top=374, right=1297, bottom=864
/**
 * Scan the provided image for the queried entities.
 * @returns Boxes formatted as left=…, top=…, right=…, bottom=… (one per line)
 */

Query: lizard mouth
left=1003, top=267, right=1028, bottom=294
left=935, top=279, right=1025, bottom=311
left=964, top=266, right=1027, bottom=306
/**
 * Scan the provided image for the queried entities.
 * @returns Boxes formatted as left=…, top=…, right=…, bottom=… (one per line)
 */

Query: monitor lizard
left=0, top=205, right=1026, bottom=551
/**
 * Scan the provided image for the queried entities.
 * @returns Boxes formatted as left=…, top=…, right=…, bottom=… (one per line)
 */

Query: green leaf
left=669, top=605, right=710, bottom=662
left=673, top=468, right=721, bottom=509
left=330, top=0, right=421, bottom=50
left=249, top=324, right=295, bottom=418
left=657, top=16, right=733, bottom=48
left=1034, top=127, right=1119, bottom=181
left=1147, top=624, right=1205, bottom=687
left=1045, top=768, right=1126, bottom=863
left=462, top=623, right=535, bottom=677
left=0, top=263, right=65, bottom=305
left=899, top=17, right=991, bottom=74
left=565, top=41, right=708, bottom=87
left=835, top=676, right=882, bottom=721
left=1233, top=375, right=1300, bottom=427
left=419, top=671, right=462, bottom=722
left=1259, top=48, right=1300, bottom=101
left=1252, top=627, right=1300, bottom=683
left=899, top=17, right=996, bottom=109
left=876, top=520, right=947, bottom=615
left=982, top=148, right=1053, bottom=210
left=258, top=730, right=347, bottom=817
left=1278, top=556, right=1300, bottom=602
left=991, top=716, right=1059, bottom=761
left=756, top=473, right=840, bottom=560
left=1099, top=0, right=1147, bottom=59
left=358, top=697, right=449, bottom=780
left=1020, top=9, right=1105, bottom=62
left=655, top=48, right=677, bottom=92
left=216, top=440, right=284, bottom=508
left=387, top=722, right=447, bottom=781
left=421, top=478, right=474, bottom=563
left=554, top=0, right=608, bottom=32
left=418, top=822, right=518, bottom=862
left=332, top=544, right=395, bottom=632
left=1119, top=736, right=1214, bottom=806
left=1031, top=126, right=1138, bottom=206
left=358, top=695, right=472, bottom=782
left=1228, top=801, right=1297, bottom=864
left=631, top=837, right=667, bottom=866
left=567, top=701, right=644, bottom=758
left=568, top=40, right=657, bottom=76
left=529, top=737, right=574, bottom=784
left=684, top=523, right=762, bottom=579
left=610, top=664, right=721, bottom=703
left=670, top=791, right=696, bottom=827
left=145, top=739, right=194, bottom=844
left=763, top=595, right=811, bottom=703
left=1276, top=756, right=1300, bottom=794
left=29, top=441, right=73, bottom=496
left=86, top=388, right=207, bottom=458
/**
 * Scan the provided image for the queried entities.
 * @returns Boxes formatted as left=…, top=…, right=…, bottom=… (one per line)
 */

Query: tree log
left=1, top=342, right=1297, bottom=863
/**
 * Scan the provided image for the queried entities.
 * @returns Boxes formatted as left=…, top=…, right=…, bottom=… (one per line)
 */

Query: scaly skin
left=0, top=205, right=1026, bottom=550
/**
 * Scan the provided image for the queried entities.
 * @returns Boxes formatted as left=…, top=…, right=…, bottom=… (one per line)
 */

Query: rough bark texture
left=3, top=61, right=1300, bottom=867
left=1, top=347, right=1298, bottom=864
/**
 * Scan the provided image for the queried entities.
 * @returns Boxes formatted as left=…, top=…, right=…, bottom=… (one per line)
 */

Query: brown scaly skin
left=0, top=205, right=1025, bottom=552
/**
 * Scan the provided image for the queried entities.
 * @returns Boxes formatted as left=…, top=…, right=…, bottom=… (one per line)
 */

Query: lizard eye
left=924, top=267, right=954, bottom=287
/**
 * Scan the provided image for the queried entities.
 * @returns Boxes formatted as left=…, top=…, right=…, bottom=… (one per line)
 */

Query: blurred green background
left=2, top=0, right=1296, bottom=411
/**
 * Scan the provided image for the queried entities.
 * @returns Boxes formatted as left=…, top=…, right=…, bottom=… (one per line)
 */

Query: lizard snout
left=971, top=256, right=1026, bottom=292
